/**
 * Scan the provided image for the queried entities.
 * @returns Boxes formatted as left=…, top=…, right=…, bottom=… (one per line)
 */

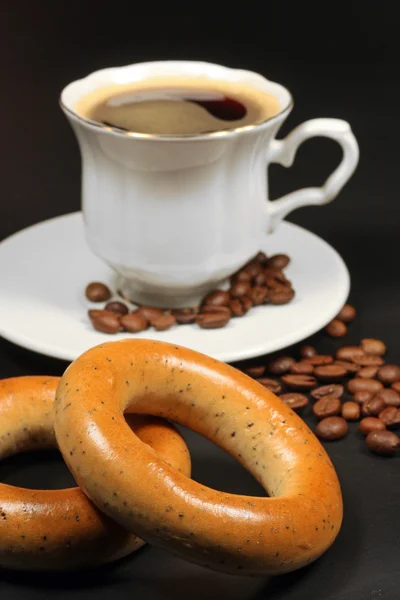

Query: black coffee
left=76, top=77, right=281, bottom=135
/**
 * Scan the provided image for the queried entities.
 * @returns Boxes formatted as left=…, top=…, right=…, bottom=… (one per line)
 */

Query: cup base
left=117, top=276, right=228, bottom=309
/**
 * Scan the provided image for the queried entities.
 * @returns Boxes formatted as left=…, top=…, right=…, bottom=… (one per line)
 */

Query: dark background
left=0, top=1, right=399, bottom=598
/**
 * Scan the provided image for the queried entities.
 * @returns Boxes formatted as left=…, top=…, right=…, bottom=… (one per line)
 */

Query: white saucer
left=0, top=212, right=350, bottom=363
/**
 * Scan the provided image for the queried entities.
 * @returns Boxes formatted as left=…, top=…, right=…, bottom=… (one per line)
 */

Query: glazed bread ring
left=0, top=376, right=191, bottom=571
left=54, top=339, right=343, bottom=576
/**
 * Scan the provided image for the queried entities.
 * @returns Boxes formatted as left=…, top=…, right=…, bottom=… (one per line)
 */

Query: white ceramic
left=0, top=212, right=350, bottom=363
left=61, top=61, right=359, bottom=308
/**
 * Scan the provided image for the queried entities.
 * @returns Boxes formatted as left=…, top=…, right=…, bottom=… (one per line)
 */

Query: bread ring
left=54, top=339, right=343, bottom=576
left=0, top=375, right=191, bottom=571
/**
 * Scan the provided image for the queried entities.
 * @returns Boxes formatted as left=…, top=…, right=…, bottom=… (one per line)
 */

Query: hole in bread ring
left=55, top=339, right=343, bottom=576
left=0, top=375, right=191, bottom=571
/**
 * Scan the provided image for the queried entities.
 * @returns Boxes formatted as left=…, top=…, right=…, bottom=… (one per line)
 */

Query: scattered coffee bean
left=253, top=272, right=266, bottom=286
left=263, top=268, right=289, bottom=284
left=352, top=355, right=384, bottom=367
left=353, top=390, right=374, bottom=405
left=357, top=366, right=379, bottom=379
left=311, top=384, right=344, bottom=400
left=137, top=306, right=164, bottom=324
left=377, top=364, right=400, bottom=385
left=268, top=356, right=296, bottom=375
left=200, top=305, right=232, bottom=317
left=85, top=282, right=112, bottom=302
left=202, top=290, right=231, bottom=307
left=313, top=396, right=341, bottom=419
left=229, top=298, right=246, bottom=317
left=365, top=430, right=399, bottom=456
left=361, top=397, right=386, bottom=417
left=243, top=365, right=266, bottom=378
left=347, top=378, right=384, bottom=394
left=268, top=286, right=295, bottom=305
left=256, top=378, right=282, bottom=394
left=255, top=251, right=268, bottom=264
left=336, top=304, right=356, bottom=323
left=379, top=407, right=400, bottom=429
left=120, top=312, right=149, bottom=333
left=248, top=286, right=269, bottom=305
left=326, top=319, right=347, bottom=338
left=360, top=338, right=387, bottom=356
left=231, top=270, right=252, bottom=283
left=335, top=360, right=359, bottom=374
left=244, top=261, right=263, bottom=278
left=316, top=417, right=348, bottom=441
left=230, top=281, right=251, bottom=298
left=279, top=393, right=309, bottom=411
left=302, top=355, right=334, bottom=366
left=171, top=308, right=197, bottom=324
left=359, top=417, right=386, bottom=435
left=266, top=254, right=290, bottom=269
left=152, top=313, right=177, bottom=331
left=88, top=309, right=104, bottom=319
left=299, top=345, right=317, bottom=359
left=341, top=401, right=360, bottom=421
left=104, top=301, right=129, bottom=315
left=290, top=362, right=315, bottom=375
left=281, top=374, right=317, bottom=390
left=196, top=311, right=231, bottom=329
left=241, top=296, right=253, bottom=312
left=90, top=310, right=120, bottom=334
left=314, top=364, right=347, bottom=382
left=336, top=346, right=365, bottom=361
left=374, top=388, right=400, bottom=407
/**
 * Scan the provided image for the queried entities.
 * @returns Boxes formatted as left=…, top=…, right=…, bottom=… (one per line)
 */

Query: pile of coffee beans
left=240, top=308, right=400, bottom=458
left=85, top=251, right=295, bottom=334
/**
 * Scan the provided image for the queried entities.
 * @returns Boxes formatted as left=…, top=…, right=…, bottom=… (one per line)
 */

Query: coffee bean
left=290, top=362, right=315, bottom=375
left=90, top=310, right=120, bottom=334
left=244, top=262, right=263, bottom=278
left=229, top=298, right=246, bottom=317
left=360, top=338, right=387, bottom=356
left=88, top=309, right=104, bottom=319
left=361, top=397, right=386, bottom=417
left=325, top=319, right=347, bottom=338
left=266, top=254, right=290, bottom=269
left=248, top=286, right=269, bottom=305
left=243, top=365, right=266, bottom=378
left=336, top=346, right=365, bottom=361
left=104, top=301, right=129, bottom=315
left=311, top=384, right=344, bottom=400
left=279, top=393, right=309, bottom=411
left=377, top=364, right=400, bottom=385
left=353, top=390, right=374, bottom=405
left=341, top=402, right=360, bottom=421
left=202, top=290, right=231, bottom=307
left=120, top=312, right=149, bottom=333
left=357, top=366, right=379, bottom=379
left=85, top=282, right=112, bottom=302
left=137, top=306, right=165, bottom=324
left=196, top=311, right=231, bottom=329
left=366, top=430, right=400, bottom=456
left=230, top=281, right=251, bottom=298
left=302, top=355, right=334, bottom=366
left=253, top=272, right=266, bottom=286
left=201, top=305, right=232, bottom=317
left=256, top=378, right=282, bottom=394
left=263, top=268, right=289, bottom=284
left=231, top=270, right=252, bottom=284
left=314, top=364, right=348, bottom=382
left=316, top=417, right=348, bottom=441
left=281, top=374, right=317, bottom=390
left=391, top=381, right=400, bottom=394
left=374, top=388, right=400, bottom=407
left=268, top=286, right=295, bottom=305
left=299, top=345, right=317, bottom=359
left=152, top=314, right=177, bottom=331
left=255, top=251, right=268, bottom=264
left=352, top=355, right=384, bottom=367
left=268, top=356, right=296, bottom=375
left=379, top=407, right=400, bottom=429
left=171, top=308, right=197, bottom=324
left=335, top=304, right=356, bottom=323
left=347, top=378, right=384, bottom=394
left=335, top=360, right=359, bottom=374
left=313, top=396, right=341, bottom=419
left=241, top=296, right=253, bottom=312
left=359, top=417, right=386, bottom=435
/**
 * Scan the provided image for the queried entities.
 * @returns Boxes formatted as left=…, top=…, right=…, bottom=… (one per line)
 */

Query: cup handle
left=266, top=118, right=359, bottom=232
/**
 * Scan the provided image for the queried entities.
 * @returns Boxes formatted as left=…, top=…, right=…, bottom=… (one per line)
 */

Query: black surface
left=1, top=2, right=400, bottom=598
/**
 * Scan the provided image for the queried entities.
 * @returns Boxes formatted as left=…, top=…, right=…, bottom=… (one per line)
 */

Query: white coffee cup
left=61, top=61, right=359, bottom=308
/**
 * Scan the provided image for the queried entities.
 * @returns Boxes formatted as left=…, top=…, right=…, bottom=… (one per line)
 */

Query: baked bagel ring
left=54, top=339, right=343, bottom=576
left=0, top=375, right=191, bottom=571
